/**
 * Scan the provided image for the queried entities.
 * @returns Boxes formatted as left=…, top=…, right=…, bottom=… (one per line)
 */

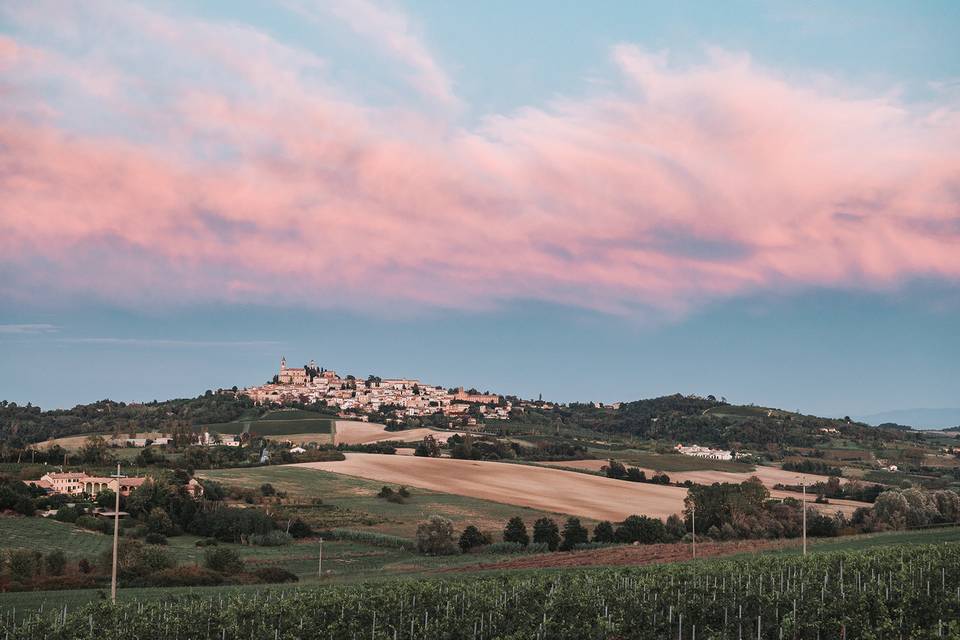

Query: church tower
left=280, top=356, right=287, bottom=370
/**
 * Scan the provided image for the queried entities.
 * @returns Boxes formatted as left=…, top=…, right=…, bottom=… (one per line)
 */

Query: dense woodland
left=503, top=394, right=918, bottom=450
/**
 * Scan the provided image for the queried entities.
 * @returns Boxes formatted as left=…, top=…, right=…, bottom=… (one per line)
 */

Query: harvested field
left=333, top=421, right=464, bottom=445
left=296, top=454, right=691, bottom=521
left=446, top=538, right=796, bottom=572
left=37, top=432, right=166, bottom=450
left=542, top=459, right=846, bottom=488
left=532, top=461, right=870, bottom=516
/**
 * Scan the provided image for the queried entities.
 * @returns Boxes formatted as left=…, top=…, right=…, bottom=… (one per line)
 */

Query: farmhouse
left=25, top=471, right=147, bottom=497
left=675, top=444, right=734, bottom=461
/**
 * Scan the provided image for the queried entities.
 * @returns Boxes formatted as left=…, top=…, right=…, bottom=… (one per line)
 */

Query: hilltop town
left=241, top=356, right=514, bottom=427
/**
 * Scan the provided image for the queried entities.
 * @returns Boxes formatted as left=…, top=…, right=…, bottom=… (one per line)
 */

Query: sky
left=1, top=1, right=958, bottom=421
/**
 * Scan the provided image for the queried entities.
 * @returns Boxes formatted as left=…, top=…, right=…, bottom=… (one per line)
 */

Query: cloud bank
left=1, top=2, right=958, bottom=317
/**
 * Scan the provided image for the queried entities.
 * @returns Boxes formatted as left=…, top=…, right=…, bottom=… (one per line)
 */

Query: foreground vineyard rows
left=4, top=545, right=960, bottom=639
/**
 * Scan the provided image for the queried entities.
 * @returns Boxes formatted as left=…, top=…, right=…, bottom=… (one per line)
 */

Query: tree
left=603, top=459, right=627, bottom=479
left=560, top=517, right=589, bottom=551
left=415, top=516, right=458, bottom=555
left=532, top=518, right=560, bottom=551
left=503, top=517, right=529, bottom=547
left=414, top=434, right=442, bottom=458
left=260, top=483, right=276, bottom=497
left=458, top=525, right=490, bottom=552
left=615, top=515, right=668, bottom=544
left=96, top=489, right=116, bottom=509
left=625, top=467, right=646, bottom=482
left=147, top=507, right=175, bottom=535
left=592, top=521, right=615, bottom=543
left=665, top=513, right=686, bottom=541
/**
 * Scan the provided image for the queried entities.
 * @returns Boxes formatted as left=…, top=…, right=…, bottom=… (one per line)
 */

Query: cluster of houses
left=241, top=357, right=511, bottom=425
left=674, top=443, right=735, bottom=461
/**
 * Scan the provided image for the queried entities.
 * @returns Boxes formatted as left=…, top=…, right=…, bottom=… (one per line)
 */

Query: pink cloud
left=0, top=5, right=958, bottom=317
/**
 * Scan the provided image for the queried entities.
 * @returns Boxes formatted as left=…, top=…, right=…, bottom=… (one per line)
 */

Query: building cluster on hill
left=241, top=357, right=511, bottom=424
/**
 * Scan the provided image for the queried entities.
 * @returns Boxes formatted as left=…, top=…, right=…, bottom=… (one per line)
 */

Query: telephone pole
left=691, top=507, right=696, bottom=559
left=801, top=475, right=807, bottom=556
left=110, top=463, right=124, bottom=603
left=317, top=537, right=324, bottom=578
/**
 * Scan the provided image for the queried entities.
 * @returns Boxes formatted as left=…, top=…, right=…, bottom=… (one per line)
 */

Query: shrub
left=253, top=567, right=299, bottom=584
left=287, top=518, right=312, bottom=539
left=44, top=549, right=67, bottom=576
left=592, top=521, right=616, bottom=543
left=249, top=531, right=293, bottom=546
left=503, top=517, right=529, bottom=547
left=328, top=529, right=416, bottom=551
left=7, top=549, right=39, bottom=581
left=560, top=517, right=589, bottom=551
left=481, top=542, right=549, bottom=554
left=142, top=566, right=225, bottom=587
left=203, top=547, right=243, bottom=574
left=144, top=533, right=168, bottom=545
left=76, top=515, right=109, bottom=534
left=260, top=483, right=276, bottom=497
left=377, top=486, right=394, bottom=498
left=458, top=525, right=490, bottom=552
left=54, top=505, right=83, bottom=523
left=416, top=516, right=459, bottom=555
left=398, top=486, right=411, bottom=498
left=532, top=518, right=560, bottom=551
left=78, top=558, right=92, bottom=574
left=195, top=538, right=219, bottom=547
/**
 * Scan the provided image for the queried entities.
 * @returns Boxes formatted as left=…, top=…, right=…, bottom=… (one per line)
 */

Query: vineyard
left=3, top=544, right=960, bottom=639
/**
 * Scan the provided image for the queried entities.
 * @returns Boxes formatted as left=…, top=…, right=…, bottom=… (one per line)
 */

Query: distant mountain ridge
left=856, top=408, right=960, bottom=430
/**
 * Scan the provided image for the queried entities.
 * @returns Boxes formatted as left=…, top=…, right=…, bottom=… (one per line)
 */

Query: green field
left=590, top=449, right=755, bottom=473
left=199, top=410, right=335, bottom=437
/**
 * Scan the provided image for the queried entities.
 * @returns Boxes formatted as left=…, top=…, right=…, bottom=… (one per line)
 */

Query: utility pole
left=691, top=507, right=696, bottom=559
left=110, top=463, right=124, bottom=603
left=801, top=474, right=807, bottom=556
left=317, top=537, right=324, bottom=578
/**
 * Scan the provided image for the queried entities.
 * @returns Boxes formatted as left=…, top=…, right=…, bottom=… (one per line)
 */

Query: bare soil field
left=295, top=454, right=692, bottom=521
left=540, top=460, right=869, bottom=516
left=542, top=459, right=845, bottom=487
left=445, top=538, right=796, bottom=572
left=332, top=422, right=465, bottom=445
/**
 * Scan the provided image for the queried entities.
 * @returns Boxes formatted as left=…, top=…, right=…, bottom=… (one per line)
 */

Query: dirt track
left=296, top=454, right=691, bottom=521
left=445, top=538, right=796, bottom=572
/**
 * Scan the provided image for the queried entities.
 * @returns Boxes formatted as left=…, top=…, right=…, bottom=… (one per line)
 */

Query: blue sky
left=1, top=1, right=958, bottom=420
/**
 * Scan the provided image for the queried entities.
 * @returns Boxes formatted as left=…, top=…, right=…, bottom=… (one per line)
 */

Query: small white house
left=289, top=446, right=307, bottom=454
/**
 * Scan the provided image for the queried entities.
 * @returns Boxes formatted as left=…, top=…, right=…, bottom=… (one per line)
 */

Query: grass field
left=197, top=465, right=586, bottom=538
left=199, top=410, right=335, bottom=437
left=588, top=449, right=755, bottom=473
